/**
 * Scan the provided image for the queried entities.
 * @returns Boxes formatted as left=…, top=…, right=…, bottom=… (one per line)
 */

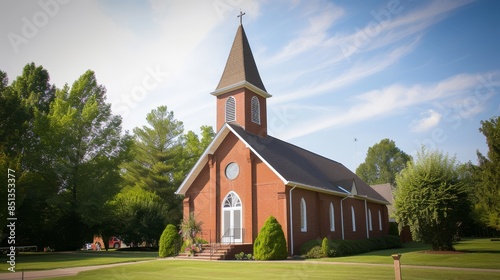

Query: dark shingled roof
left=229, top=124, right=388, bottom=203
left=215, top=25, right=267, bottom=92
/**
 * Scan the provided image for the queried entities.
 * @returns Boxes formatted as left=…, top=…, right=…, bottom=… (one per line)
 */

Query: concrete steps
left=175, top=244, right=234, bottom=260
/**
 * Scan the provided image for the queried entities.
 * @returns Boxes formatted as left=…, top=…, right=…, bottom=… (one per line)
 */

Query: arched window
left=225, top=96, right=236, bottom=122
left=351, top=206, right=356, bottom=232
left=378, top=210, right=383, bottom=231
left=329, top=203, right=335, bottom=231
left=368, top=209, right=373, bottom=231
left=300, top=198, right=307, bottom=232
left=251, top=96, right=260, bottom=124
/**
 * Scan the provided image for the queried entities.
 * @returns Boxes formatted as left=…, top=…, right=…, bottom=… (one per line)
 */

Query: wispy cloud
left=264, top=0, right=475, bottom=106
left=278, top=71, right=500, bottom=140
left=410, top=109, right=442, bottom=132
left=264, top=3, right=345, bottom=66
left=273, top=38, right=419, bottom=104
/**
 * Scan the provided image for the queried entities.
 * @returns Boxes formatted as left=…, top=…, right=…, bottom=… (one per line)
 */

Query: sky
left=1, top=0, right=499, bottom=172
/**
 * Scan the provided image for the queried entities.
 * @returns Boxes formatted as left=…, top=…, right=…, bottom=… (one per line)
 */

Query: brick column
left=208, top=154, right=218, bottom=243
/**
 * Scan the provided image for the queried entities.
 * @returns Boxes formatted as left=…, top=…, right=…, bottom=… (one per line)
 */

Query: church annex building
left=176, top=22, right=390, bottom=256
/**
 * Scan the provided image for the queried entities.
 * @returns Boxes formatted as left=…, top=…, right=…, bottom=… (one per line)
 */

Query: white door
left=222, top=192, right=242, bottom=244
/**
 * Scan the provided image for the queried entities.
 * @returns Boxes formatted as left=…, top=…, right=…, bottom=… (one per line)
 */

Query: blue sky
left=1, top=0, right=499, bottom=171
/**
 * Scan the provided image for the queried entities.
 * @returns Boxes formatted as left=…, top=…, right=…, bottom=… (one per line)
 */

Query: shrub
left=304, top=246, right=323, bottom=258
left=301, top=236, right=402, bottom=258
left=253, top=216, right=288, bottom=260
left=388, top=222, right=399, bottom=236
left=158, top=224, right=180, bottom=257
left=235, top=252, right=253, bottom=260
left=321, top=237, right=331, bottom=257
left=299, top=239, right=321, bottom=255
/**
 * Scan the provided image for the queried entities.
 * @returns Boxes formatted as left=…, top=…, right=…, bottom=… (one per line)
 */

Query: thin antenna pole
left=354, top=138, right=358, bottom=169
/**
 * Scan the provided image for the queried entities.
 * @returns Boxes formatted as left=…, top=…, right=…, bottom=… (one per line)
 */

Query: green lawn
left=0, top=250, right=158, bottom=272
left=318, top=238, right=500, bottom=269
left=3, top=238, right=500, bottom=279
left=50, top=260, right=500, bottom=280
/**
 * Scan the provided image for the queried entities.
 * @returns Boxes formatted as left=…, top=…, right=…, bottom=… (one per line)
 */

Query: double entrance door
left=221, top=192, right=242, bottom=244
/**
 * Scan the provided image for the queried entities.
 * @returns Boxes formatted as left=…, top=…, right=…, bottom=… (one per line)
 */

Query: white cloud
left=277, top=71, right=500, bottom=140
left=410, top=110, right=442, bottom=132
left=264, top=3, right=345, bottom=66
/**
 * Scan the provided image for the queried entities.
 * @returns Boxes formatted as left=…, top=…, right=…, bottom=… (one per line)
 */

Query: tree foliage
left=118, top=106, right=214, bottom=244
left=111, top=186, right=169, bottom=245
left=356, top=139, right=411, bottom=186
left=474, top=117, right=500, bottom=230
left=1, top=63, right=215, bottom=249
left=0, top=65, right=132, bottom=250
left=394, top=148, right=469, bottom=251
left=253, top=216, right=288, bottom=260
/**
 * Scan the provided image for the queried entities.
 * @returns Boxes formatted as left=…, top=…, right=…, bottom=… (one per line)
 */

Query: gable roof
left=371, top=183, right=395, bottom=220
left=212, top=25, right=270, bottom=98
left=176, top=123, right=389, bottom=205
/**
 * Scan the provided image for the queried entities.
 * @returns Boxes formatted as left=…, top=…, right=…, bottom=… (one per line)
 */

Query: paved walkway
left=1, top=259, right=499, bottom=279
left=0, top=260, right=152, bottom=280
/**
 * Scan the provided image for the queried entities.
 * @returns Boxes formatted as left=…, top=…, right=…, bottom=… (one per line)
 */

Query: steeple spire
left=212, top=16, right=271, bottom=137
left=212, top=21, right=269, bottom=97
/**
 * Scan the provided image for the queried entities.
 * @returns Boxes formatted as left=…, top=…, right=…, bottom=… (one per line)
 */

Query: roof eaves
left=227, top=124, right=287, bottom=185
left=175, top=125, right=231, bottom=195
left=211, top=81, right=272, bottom=98
left=286, top=181, right=351, bottom=197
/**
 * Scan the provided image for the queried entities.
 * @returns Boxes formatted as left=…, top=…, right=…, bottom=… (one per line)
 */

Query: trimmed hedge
left=300, top=235, right=402, bottom=258
left=158, top=224, right=180, bottom=257
left=254, top=216, right=288, bottom=260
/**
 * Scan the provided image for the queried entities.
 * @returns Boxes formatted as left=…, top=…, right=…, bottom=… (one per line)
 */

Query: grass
left=50, top=260, right=500, bottom=280
left=0, top=250, right=158, bottom=272
left=2, top=238, right=500, bottom=279
left=317, top=238, right=500, bottom=269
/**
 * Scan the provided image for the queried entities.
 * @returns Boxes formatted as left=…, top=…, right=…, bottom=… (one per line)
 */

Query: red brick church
left=176, top=21, right=390, bottom=255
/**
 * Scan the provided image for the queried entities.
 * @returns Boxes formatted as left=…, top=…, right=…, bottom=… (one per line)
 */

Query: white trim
left=300, top=198, right=307, bottom=232
left=378, top=210, right=383, bottom=231
left=176, top=125, right=231, bottom=194
left=211, top=81, right=272, bottom=98
left=329, top=202, right=335, bottom=232
left=221, top=191, right=243, bottom=244
left=289, top=185, right=297, bottom=255
left=227, top=125, right=289, bottom=184
left=351, top=206, right=356, bottom=232
left=368, top=209, right=373, bottom=231
left=176, top=123, right=392, bottom=207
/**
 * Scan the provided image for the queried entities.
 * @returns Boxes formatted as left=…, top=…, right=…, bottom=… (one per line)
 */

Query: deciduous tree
left=393, top=148, right=469, bottom=251
left=356, top=138, right=411, bottom=186
left=474, top=117, right=500, bottom=231
left=32, top=70, right=132, bottom=249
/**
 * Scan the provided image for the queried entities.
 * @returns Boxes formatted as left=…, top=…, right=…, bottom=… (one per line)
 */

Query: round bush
left=253, top=216, right=288, bottom=260
left=159, top=224, right=180, bottom=257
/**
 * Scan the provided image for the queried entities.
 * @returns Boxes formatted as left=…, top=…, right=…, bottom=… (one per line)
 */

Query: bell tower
left=211, top=14, right=271, bottom=137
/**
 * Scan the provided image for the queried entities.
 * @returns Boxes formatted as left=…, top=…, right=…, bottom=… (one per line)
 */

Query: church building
left=176, top=20, right=390, bottom=256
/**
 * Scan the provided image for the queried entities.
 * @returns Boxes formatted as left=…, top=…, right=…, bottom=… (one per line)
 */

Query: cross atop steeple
left=237, top=10, right=246, bottom=25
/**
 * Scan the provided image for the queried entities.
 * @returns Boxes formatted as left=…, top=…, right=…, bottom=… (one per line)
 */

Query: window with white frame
left=251, top=96, right=260, bottom=124
left=351, top=206, right=356, bottom=232
left=378, top=210, right=382, bottom=231
left=225, top=96, right=236, bottom=122
left=368, top=209, right=373, bottom=231
left=300, top=198, right=307, bottom=232
left=329, top=202, right=335, bottom=231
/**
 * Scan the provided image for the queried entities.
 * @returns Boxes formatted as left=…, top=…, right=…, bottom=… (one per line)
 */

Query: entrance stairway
left=175, top=243, right=234, bottom=260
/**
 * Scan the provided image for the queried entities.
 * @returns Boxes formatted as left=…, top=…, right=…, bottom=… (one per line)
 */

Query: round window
left=225, top=162, right=240, bottom=180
